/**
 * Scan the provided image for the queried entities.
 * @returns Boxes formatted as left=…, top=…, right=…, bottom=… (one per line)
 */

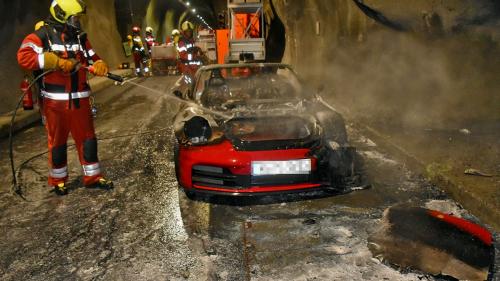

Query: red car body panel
left=192, top=183, right=322, bottom=194
left=178, top=139, right=321, bottom=194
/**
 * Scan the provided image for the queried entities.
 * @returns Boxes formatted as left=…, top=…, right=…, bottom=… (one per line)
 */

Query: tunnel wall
left=0, top=0, right=127, bottom=115
left=273, top=0, right=500, bottom=128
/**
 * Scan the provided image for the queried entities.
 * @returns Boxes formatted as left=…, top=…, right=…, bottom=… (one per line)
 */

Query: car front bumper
left=178, top=140, right=322, bottom=195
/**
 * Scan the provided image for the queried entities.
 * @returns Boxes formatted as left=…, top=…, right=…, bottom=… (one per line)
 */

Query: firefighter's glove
left=92, top=60, right=109, bottom=76
left=42, top=52, right=76, bottom=73
left=58, top=58, right=78, bottom=73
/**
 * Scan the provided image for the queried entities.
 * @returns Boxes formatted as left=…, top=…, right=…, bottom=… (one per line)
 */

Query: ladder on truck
left=227, top=0, right=265, bottom=62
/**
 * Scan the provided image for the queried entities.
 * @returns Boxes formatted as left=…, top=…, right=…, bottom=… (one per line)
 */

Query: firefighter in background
left=17, top=0, right=114, bottom=195
left=34, top=20, right=45, bottom=31
left=167, top=29, right=181, bottom=60
left=144, top=26, right=155, bottom=76
left=131, top=26, right=150, bottom=76
left=144, top=26, right=156, bottom=55
left=166, top=29, right=181, bottom=75
left=34, top=20, right=46, bottom=115
left=167, top=29, right=181, bottom=46
left=177, top=21, right=204, bottom=76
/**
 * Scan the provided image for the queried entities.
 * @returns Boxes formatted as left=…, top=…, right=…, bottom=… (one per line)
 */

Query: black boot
left=53, top=183, right=68, bottom=196
left=87, top=178, right=114, bottom=190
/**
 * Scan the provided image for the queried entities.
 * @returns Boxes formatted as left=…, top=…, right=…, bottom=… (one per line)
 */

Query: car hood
left=223, top=113, right=321, bottom=151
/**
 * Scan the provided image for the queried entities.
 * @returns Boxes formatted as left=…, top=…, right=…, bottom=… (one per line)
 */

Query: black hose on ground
left=13, top=127, right=171, bottom=201
left=9, top=70, right=53, bottom=198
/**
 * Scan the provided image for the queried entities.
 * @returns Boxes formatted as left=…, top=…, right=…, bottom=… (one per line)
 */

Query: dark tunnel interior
left=113, top=0, right=286, bottom=62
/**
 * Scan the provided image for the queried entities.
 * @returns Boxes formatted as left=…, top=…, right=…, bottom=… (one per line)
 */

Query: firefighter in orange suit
left=17, top=0, right=114, bottom=195
left=131, top=26, right=149, bottom=76
left=144, top=26, right=156, bottom=55
left=177, top=21, right=203, bottom=76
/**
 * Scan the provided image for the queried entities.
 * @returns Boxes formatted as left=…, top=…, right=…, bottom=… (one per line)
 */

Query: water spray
left=88, top=66, right=233, bottom=119
left=120, top=79, right=233, bottom=120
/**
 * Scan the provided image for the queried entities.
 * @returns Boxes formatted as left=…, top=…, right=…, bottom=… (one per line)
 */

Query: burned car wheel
left=325, top=148, right=369, bottom=194
left=316, top=110, right=348, bottom=145
left=314, top=111, right=369, bottom=193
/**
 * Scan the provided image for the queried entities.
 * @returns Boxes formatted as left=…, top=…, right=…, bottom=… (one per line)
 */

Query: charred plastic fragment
left=368, top=205, right=494, bottom=281
left=183, top=116, right=212, bottom=144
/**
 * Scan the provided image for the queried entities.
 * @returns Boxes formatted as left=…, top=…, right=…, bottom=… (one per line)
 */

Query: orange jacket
left=177, top=37, right=201, bottom=64
left=17, top=21, right=100, bottom=98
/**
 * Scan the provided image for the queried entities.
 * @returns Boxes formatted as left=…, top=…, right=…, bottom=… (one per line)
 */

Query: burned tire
left=325, top=150, right=370, bottom=194
left=316, top=110, right=348, bottom=145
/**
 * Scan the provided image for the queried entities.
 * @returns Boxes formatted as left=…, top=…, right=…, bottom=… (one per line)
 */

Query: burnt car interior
left=197, top=65, right=303, bottom=109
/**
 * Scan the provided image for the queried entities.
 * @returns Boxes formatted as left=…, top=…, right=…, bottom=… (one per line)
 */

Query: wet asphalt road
left=0, top=76, right=497, bottom=281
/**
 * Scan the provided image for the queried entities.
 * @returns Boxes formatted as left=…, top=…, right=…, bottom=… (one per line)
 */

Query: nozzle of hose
left=87, top=66, right=124, bottom=83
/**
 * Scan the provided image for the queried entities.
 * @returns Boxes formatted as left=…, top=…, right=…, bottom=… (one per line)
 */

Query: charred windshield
left=195, top=65, right=304, bottom=108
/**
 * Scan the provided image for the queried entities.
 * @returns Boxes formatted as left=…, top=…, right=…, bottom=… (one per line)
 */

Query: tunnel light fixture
left=177, top=0, right=214, bottom=30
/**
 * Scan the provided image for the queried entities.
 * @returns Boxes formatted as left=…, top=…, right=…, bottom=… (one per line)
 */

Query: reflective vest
left=144, top=35, right=155, bottom=52
left=17, top=21, right=100, bottom=101
left=177, top=38, right=201, bottom=65
left=131, top=35, right=145, bottom=53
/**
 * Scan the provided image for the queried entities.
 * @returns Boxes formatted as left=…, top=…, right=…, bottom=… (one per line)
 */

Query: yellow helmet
left=50, top=0, right=86, bottom=24
left=145, top=26, right=153, bottom=34
left=34, top=21, right=45, bottom=31
left=171, top=29, right=180, bottom=36
left=181, top=21, right=194, bottom=32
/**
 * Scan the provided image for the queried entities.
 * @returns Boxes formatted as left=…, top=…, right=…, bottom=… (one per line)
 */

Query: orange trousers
left=43, top=97, right=102, bottom=186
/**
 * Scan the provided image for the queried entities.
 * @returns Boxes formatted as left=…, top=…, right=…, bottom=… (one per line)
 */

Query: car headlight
left=184, top=116, right=213, bottom=144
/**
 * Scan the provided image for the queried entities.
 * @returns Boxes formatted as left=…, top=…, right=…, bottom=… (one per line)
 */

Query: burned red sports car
left=172, top=63, right=368, bottom=197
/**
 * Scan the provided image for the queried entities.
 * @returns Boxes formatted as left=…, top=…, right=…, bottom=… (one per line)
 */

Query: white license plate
left=251, top=159, right=311, bottom=176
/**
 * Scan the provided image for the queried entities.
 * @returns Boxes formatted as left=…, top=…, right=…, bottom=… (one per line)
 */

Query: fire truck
left=196, top=29, right=217, bottom=64
left=216, top=0, right=266, bottom=63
